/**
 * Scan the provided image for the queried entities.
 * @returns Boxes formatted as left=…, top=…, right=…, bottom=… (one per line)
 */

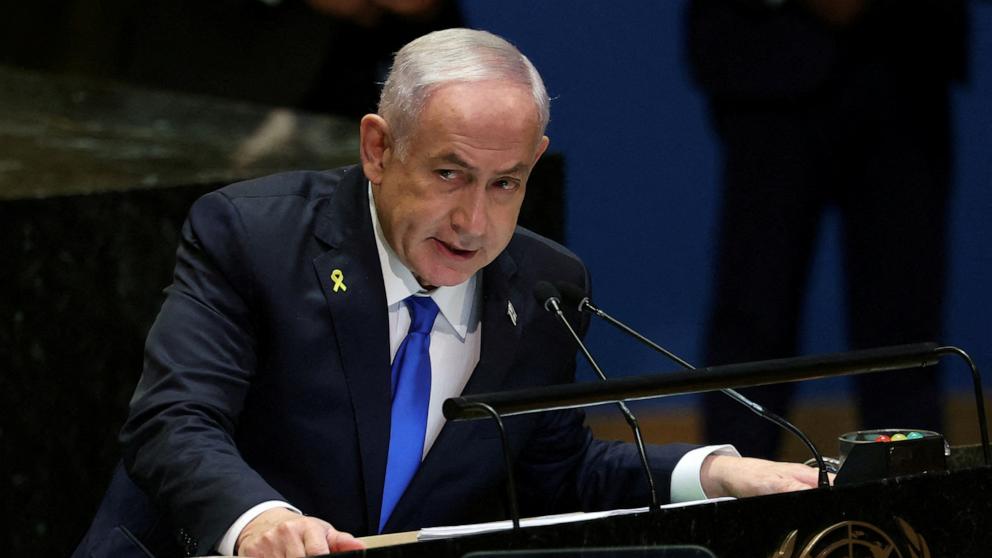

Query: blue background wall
left=461, top=1, right=992, bottom=402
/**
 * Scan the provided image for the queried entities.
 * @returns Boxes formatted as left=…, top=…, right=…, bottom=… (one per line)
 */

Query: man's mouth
left=433, top=238, right=478, bottom=260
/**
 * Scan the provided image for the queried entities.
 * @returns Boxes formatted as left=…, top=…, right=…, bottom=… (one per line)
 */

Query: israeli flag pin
left=507, top=301, right=517, bottom=326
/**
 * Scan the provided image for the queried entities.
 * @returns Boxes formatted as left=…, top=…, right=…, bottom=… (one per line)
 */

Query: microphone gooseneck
left=533, top=281, right=661, bottom=511
left=554, top=281, right=832, bottom=490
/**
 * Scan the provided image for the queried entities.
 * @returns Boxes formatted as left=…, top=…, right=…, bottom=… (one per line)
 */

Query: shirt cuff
left=216, top=500, right=302, bottom=556
left=670, top=444, right=741, bottom=503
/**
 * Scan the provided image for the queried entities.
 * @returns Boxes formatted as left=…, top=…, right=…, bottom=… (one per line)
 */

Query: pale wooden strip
left=357, top=530, right=420, bottom=549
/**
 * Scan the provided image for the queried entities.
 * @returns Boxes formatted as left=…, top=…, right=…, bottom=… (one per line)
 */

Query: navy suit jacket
left=74, top=165, right=695, bottom=557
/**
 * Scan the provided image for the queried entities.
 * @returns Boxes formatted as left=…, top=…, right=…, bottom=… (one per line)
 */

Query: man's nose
left=451, top=186, right=488, bottom=239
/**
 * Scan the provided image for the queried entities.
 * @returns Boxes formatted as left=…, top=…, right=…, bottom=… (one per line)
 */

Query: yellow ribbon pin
left=330, top=269, right=347, bottom=293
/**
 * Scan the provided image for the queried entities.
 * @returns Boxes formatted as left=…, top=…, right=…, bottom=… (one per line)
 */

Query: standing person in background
left=687, top=0, right=967, bottom=459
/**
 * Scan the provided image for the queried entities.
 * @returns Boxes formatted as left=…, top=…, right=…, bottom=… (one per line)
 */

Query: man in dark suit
left=77, top=28, right=820, bottom=558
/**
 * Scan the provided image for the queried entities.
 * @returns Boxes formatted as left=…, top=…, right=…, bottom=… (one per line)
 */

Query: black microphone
left=533, top=280, right=661, bottom=511
left=554, top=281, right=832, bottom=489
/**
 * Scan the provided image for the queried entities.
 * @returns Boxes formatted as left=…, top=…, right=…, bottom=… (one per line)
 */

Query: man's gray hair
left=378, top=28, right=550, bottom=157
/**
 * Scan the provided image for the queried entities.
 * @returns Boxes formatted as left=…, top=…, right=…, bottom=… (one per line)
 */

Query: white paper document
left=417, top=497, right=736, bottom=541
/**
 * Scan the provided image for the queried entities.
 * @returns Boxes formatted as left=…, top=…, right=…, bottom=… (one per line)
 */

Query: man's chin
left=414, top=263, right=478, bottom=289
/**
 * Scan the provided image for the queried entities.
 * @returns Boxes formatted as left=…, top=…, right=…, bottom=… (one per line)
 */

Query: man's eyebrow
left=433, top=154, right=528, bottom=176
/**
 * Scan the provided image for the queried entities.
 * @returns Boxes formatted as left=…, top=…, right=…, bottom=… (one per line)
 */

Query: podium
left=348, top=447, right=992, bottom=558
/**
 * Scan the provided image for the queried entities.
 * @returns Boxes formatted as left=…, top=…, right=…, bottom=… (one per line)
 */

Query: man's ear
left=360, top=114, right=391, bottom=183
left=534, top=135, right=550, bottom=164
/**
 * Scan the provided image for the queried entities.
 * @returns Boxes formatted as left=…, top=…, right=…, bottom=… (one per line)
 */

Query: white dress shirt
left=369, top=186, right=482, bottom=457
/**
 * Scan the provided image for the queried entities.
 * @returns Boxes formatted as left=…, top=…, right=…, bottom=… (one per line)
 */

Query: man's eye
left=494, top=179, right=520, bottom=191
left=436, top=169, right=456, bottom=180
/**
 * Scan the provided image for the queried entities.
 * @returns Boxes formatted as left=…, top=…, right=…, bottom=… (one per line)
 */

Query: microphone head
left=554, top=281, right=589, bottom=311
left=533, top=280, right=562, bottom=312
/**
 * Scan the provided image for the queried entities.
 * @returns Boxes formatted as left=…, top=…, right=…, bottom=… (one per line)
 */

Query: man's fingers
left=273, top=520, right=309, bottom=558
left=778, top=477, right=817, bottom=493
left=767, top=461, right=831, bottom=493
left=238, top=511, right=346, bottom=557
left=302, top=523, right=332, bottom=557
left=327, top=529, right=367, bottom=553
left=703, top=455, right=833, bottom=498
left=784, top=463, right=822, bottom=487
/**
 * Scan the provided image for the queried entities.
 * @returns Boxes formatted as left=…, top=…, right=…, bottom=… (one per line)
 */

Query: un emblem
left=772, top=518, right=929, bottom=558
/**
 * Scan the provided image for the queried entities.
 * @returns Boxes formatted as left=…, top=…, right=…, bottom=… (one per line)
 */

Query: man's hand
left=700, top=455, right=826, bottom=498
left=236, top=507, right=366, bottom=557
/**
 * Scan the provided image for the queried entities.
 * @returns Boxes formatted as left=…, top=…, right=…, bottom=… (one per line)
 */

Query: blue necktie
left=379, top=295, right=440, bottom=532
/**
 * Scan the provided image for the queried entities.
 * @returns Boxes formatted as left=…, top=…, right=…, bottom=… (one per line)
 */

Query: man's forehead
left=418, top=80, right=540, bottom=127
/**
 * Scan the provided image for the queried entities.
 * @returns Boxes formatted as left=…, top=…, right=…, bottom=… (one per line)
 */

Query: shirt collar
left=369, top=182, right=478, bottom=340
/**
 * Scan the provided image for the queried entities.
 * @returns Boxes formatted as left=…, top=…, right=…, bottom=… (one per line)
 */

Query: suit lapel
left=462, top=252, right=526, bottom=396
left=312, top=169, right=392, bottom=532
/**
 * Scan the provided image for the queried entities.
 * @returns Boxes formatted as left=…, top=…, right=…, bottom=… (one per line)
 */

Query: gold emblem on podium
left=772, top=517, right=929, bottom=558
